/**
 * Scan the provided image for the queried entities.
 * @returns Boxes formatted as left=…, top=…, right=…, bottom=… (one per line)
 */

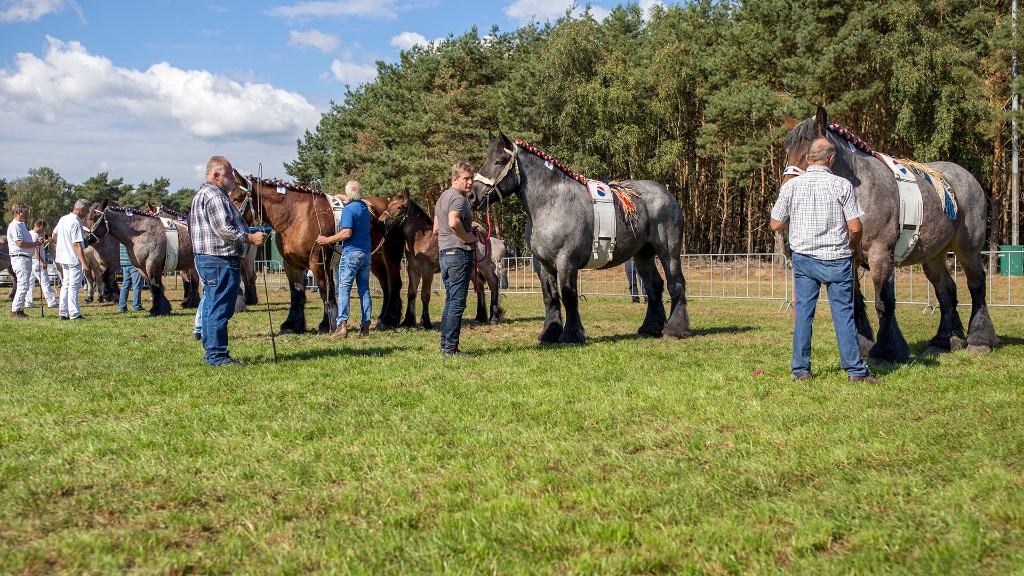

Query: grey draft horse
left=467, top=132, right=691, bottom=344
left=82, top=201, right=200, bottom=315
left=781, top=107, right=1000, bottom=362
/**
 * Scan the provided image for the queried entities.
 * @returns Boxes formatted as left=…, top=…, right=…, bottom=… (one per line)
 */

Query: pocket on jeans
left=199, top=266, right=219, bottom=286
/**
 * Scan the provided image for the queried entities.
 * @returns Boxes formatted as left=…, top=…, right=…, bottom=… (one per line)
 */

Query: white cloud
left=503, top=0, right=610, bottom=24
left=389, top=31, right=444, bottom=50
left=0, top=0, right=84, bottom=23
left=0, top=36, right=318, bottom=139
left=267, top=0, right=398, bottom=20
left=330, top=59, right=377, bottom=85
left=288, top=29, right=340, bottom=53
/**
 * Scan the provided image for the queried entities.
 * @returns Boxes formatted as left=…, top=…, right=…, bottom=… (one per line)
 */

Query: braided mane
left=107, top=205, right=159, bottom=218
left=157, top=205, right=188, bottom=221
left=249, top=175, right=326, bottom=197
left=514, top=138, right=638, bottom=215
left=826, top=122, right=879, bottom=158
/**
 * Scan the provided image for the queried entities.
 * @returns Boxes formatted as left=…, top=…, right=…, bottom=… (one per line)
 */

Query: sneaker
left=790, top=372, right=811, bottom=381
left=360, top=323, right=370, bottom=336
left=25, top=303, right=35, bottom=308
left=849, top=372, right=882, bottom=383
left=11, top=311, right=27, bottom=319
left=631, top=297, right=640, bottom=303
left=47, top=303, right=58, bottom=308
left=442, top=349, right=476, bottom=358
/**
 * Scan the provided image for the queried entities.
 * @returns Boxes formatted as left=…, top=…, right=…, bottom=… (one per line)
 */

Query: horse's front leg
left=314, top=260, right=336, bottom=334
left=402, top=261, right=419, bottom=328
left=557, top=262, right=585, bottom=345
left=474, top=269, right=488, bottom=324
left=852, top=261, right=875, bottom=356
left=487, top=267, right=503, bottom=324
left=537, top=261, right=563, bottom=344
left=279, top=262, right=307, bottom=335
left=420, top=263, right=433, bottom=330
left=867, top=255, right=908, bottom=363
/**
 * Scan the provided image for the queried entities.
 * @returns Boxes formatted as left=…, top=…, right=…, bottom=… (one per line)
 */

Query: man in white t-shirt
left=26, top=218, right=58, bottom=309
left=52, top=199, right=92, bottom=320
left=6, top=203, right=49, bottom=319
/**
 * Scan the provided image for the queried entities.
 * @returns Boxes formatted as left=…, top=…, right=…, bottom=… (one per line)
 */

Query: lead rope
left=257, top=164, right=278, bottom=363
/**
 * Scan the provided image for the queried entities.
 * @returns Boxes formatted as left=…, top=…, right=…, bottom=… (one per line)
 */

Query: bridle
left=473, top=142, right=520, bottom=202
left=84, top=208, right=107, bottom=245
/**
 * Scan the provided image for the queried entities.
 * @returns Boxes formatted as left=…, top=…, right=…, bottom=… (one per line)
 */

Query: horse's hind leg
left=921, top=254, right=965, bottom=355
left=537, top=261, right=563, bottom=344
left=315, top=263, right=336, bottom=334
left=634, top=248, right=667, bottom=337
left=474, top=270, right=488, bottom=323
left=852, top=266, right=875, bottom=356
left=487, top=267, right=503, bottom=324
left=955, top=249, right=1000, bottom=353
left=867, top=257, right=909, bottom=363
left=419, top=265, right=434, bottom=329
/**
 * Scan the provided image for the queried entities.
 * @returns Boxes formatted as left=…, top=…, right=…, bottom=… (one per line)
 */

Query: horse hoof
left=949, top=336, right=965, bottom=351
left=278, top=328, right=297, bottom=335
left=637, top=329, right=662, bottom=338
left=663, top=329, right=690, bottom=340
left=558, top=330, right=585, bottom=346
left=966, top=344, right=991, bottom=354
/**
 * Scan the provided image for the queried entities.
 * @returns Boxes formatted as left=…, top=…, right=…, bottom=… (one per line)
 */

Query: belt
left=10, top=254, right=30, bottom=258
left=439, top=248, right=471, bottom=255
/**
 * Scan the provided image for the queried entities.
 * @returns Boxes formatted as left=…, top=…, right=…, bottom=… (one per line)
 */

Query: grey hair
left=206, top=155, right=231, bottom=178
left=452, top=161, right=474, bottom=179
left=74, top=199, right=91, bottom=212
left=807, top=138, right=836, bottom=163
left=345, top=180, right=362, bottom=201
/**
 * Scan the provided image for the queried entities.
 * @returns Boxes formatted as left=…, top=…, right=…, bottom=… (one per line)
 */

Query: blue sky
left=0, top=0, right=661, bottom=192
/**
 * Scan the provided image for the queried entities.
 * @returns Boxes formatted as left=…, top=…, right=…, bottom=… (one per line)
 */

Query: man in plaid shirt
left=771, top=138, right=879, bottom=383
left=189, top=156, right=267, bottom=367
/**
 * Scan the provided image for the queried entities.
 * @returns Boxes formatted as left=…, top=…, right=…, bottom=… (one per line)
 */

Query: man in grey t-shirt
left=434, top=161, right=479, bottom=357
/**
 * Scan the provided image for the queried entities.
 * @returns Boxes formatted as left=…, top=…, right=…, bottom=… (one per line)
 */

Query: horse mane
left=784, top=117, right=878, bottom=159
left=157, top=205, right=188, bottom=220
left=106, top=205, right=159, bottom=218
left=408, top=198, right=432, bottom=224
left=248, top=175, right=326, bottom=197
left=515, top=139, right=588, bottom=186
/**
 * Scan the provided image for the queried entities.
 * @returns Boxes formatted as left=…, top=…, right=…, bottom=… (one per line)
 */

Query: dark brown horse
left=381, top=190, right=505, bottom=328
left=82, top=201, right=200, bottom=315
left=83, top=235, right=120, bottom=304
left=237, top=176, right=405, bottom=334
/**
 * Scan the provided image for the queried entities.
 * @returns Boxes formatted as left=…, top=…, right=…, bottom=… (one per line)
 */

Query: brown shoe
left=331, top=321, right=348, bottom=338
left=11, top=311, right=28, bottom=319
left=790, top=372, right=811, bottom=381
left=360, top=323, right=370, bottom=336
left=849, top=372, right=882, bottom=384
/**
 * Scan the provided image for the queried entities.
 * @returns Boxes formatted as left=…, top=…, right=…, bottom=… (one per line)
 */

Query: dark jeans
left=439, top=248, right=473, bottom=352
left=196, top=254, right=241, bottom=366
left=625, top=258, right=646, bottom=302
left=791, top=253, right=869, bottom=377
left=118, top=264, right=143, bottom=311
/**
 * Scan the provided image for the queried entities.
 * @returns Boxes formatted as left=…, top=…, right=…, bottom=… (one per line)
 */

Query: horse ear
left=488, top=131, right=495, bottom=143
left=497, top=130, right=511, bottom=146
left=815, top=106, right=829, bottom=136
left=99, top=200, right=108, bottom=211
left=783, top=113, right=798, bottom=130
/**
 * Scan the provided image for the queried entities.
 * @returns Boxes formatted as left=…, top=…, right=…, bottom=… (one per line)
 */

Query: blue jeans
left=439, top=248, right=473, bottom=352
left=335, top=250, right=371, bottom=326
left=118, top=264, right=143, bottom=311
left=194, top=293, right=204, bottom=335
left=196, top=254, right=241, bottom=366
left=791, top=253, right=869, bottom=377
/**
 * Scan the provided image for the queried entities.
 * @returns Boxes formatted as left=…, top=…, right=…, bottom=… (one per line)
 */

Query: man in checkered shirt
left=188, top=156, right=267, bottom=367
left=771, top=138, right=880, bottom=383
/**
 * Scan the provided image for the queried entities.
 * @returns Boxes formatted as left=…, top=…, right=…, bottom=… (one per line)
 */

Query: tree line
left=287, top=0, right=1020, bottom=256
left=0, top=169, right=196, bottom=232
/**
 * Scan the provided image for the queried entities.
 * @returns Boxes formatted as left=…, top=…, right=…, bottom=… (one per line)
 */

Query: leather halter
left=84, top=209, right=108, bottom=245
left=473, top=143, right=520, bottom=202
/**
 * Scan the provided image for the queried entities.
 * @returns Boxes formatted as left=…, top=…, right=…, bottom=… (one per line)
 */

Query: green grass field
left=2, top=287, right=1023, bottom=574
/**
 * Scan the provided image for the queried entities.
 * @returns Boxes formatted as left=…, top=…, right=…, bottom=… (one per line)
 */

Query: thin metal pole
left=1014, top=0, right=1020, bottom=245
left=258, top=163, right=278, bottom=363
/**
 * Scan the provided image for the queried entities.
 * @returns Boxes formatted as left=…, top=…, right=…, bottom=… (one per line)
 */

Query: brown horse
left=236, top=172, right=407, bottom=332
left=381, top=190, right=505, bottom=328
left=82, top=201, right=200, bottom=315
left=83, top=235, right=120, bottom=304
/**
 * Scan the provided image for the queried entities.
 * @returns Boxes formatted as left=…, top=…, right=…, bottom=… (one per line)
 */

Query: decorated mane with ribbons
left=108, top=205, right=159, bottom=218
left=156, top=205, right=187, bottom=221
left=514, top=139, right=639, bottom=219
left=826, top=122, right=957, bottom=220
left=248, top=175, right=326, bottom=197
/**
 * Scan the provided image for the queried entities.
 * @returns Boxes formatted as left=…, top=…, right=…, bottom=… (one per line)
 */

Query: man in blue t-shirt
left=315, top=180, right=372, bottom=338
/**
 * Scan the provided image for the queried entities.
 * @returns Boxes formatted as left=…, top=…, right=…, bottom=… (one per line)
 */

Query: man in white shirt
left=52, top=199, right=92, bottom=320
left=6, top=203, right=49, bottom=319
left=26, top=219, right=58, bottom=309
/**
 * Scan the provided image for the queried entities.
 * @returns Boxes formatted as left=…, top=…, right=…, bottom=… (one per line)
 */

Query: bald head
left=807, top=138, right=836, bottom=165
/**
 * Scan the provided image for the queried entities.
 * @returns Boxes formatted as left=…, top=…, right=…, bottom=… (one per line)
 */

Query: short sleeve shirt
left=54, top=213, right=85, bottom=265
left=434, top=187, right=473, bottom=251
left=339, top=200, right=372, bottom=254
left=770, top=166, right=865, bottom=260
left=6, top=220, right=31, bottom=257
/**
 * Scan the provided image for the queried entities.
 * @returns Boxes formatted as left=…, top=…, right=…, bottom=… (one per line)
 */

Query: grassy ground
left=1, top=287, right=1023, bottom=574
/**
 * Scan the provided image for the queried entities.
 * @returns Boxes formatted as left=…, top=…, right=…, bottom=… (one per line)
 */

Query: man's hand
left=82, top=264, right=91, bottom=275
left=249, top=232, right=268, bottom=246
left=315, top=235, right=331, bottom=245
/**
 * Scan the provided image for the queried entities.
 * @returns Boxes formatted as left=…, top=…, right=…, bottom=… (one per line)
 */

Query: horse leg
left=402, top=261, right=419, bottom=328
left=867, top=257, right=909, bottom=363
left=954, top=249, right=1000, bottom=353
left=279, top=264, right=307, bottom=335
left=420, top=264, right=433, bottom=330
left=557, top=261, right=585, bottom=345
left=315, top=262, right=336, bottom=334
left=487, top=266, right=503, bottom=325
left=921, top=254, right=965, bottom=355
left=852, top=266, right=875, bottom=356
left=537, top=261, right=563, bottom=344
left=635, top=248, right=667, bottom=337
left=371, top=256, right=392, bottom=329
left=474, top=269, right=488, bottom=324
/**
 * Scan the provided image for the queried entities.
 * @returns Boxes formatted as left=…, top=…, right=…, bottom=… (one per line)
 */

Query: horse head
left=781, top=105, right=831, bottom=186
left=468, top=131, right=519, bottom=210
left=230, top=169, right=255, bottom=225
left=82, top=200, right=110, bottom=247
left=380, top=189, right=411, bottom=228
